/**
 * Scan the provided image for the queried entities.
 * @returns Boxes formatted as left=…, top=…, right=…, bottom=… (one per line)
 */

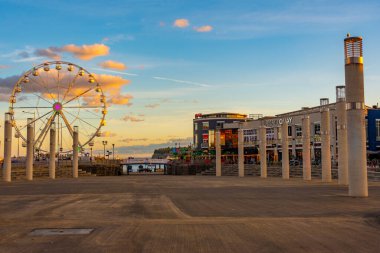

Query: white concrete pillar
left=238, top=128, right=244, bottom=177
left=321, top=105, right=332, bottom=182
left=26, top=118, right=34, bottom=181
left=259, top=127, right=267, bottom=178
left=215, top=130, right=221, bottom=176
left=72, top=126, right=79, bottom=178
left=291, top=125, right=296, bottom=159
left=49, top=122, right=56, bottom=179
left=302, top=116, right=311, bottom=181
left=3, top=113, right=12, bottom=182
left=311, top=123, right=315, bottom=161
left=331, top=112, right=337, bottom=163
left=281, top=122, right=289, bottom=179
left=336, top=86, right=348, bottom=185
left=344, top=35, right=368, bottom=197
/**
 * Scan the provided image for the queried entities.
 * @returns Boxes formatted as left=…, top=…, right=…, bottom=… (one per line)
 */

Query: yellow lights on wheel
left=89, top=141, right=94, bottom=147
left=100, top=95, right=105, bottom=103
left=68, top=64, right=74, bottom=71
left=95, top=85, right=101, bottom=92
left=88, top=74, right=95, bottom=83
left=96, top=131, right=102, bottom=137
left=43, top=64, right=50, bottom=72
left=23, top=76, right=29, bottom=83
left=32, top=69, right=39, bottom=76
left=78, top=69, right=84, bottom=76
left=102, top=108, right=107, bottom=115
left=15, top=86, right=21, bottom=93
left=10, top=96, right=16, bottom=103
left=101, top=120, right=106, bottom=126
left=56, top=63, right=62, bottom=70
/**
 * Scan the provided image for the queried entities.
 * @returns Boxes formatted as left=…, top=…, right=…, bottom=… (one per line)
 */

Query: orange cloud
left=98, top=60, right=127, bottom=70
left=195, top=25, right=213, bottom=32
left=122, top=115, right=144, bottom=122
left=93, top=74, right=130, bottom=94
left=107, top=94, right=133, bottom=105
left=173, top=19, right=189, bottom=28
left=100, top=131, right=117, bottom=137
left=62, top=44, right=110, bottom=60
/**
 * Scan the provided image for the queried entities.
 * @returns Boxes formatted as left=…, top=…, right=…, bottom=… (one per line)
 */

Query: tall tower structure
left=344, top=34, right=368, bottom=197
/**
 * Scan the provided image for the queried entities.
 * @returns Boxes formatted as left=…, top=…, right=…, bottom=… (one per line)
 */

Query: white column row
left=2, top=114, right=79, bottom=182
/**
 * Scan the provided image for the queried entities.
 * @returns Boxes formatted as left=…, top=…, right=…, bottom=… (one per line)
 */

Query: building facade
left=193, top=113, right=261, bottom=151
left=194, top=104, right=380, bottom=160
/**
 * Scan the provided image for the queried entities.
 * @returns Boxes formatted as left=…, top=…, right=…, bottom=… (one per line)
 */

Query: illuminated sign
left=264, top=117, right=293, bottom=127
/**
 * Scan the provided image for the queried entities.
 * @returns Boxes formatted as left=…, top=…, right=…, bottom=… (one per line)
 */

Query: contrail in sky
left=152, top=76, right=212, bottom=87
left=91, top=67, right=139, bottom=76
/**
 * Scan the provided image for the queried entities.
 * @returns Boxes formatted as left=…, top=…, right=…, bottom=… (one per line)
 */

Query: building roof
left=194, top=112, right=247, bottom=119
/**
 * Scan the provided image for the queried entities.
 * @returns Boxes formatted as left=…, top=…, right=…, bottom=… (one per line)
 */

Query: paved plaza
left=0, top=176, right=380, bottom=253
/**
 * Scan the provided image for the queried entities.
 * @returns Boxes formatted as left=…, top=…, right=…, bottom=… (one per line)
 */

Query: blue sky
left=1, top=0, right=380, bottom=157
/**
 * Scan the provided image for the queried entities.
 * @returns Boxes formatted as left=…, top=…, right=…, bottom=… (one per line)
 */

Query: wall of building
left=367, top=108, right=380, bottom=151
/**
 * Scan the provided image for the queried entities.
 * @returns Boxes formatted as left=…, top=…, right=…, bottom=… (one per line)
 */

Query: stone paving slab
left=0, top=176, right=379, bottom=252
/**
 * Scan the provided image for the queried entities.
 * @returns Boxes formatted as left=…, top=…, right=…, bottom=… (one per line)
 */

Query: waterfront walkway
left=0, top=176, right=380, bottom=252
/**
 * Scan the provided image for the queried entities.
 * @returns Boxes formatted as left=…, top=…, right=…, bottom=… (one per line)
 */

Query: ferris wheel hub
left=53, top=102, right=63, bottom=112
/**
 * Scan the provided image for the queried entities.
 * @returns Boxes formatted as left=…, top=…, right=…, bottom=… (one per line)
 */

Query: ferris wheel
left=9, top=61, right=107, bottom=154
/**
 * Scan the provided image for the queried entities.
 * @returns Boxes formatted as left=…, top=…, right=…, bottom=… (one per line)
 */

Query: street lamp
left=102, top=140, right=108, bottom=159
left=112, top=143, right=115, bottom=161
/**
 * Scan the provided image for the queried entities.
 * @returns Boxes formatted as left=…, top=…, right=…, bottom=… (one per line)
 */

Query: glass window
left=288, top=126, right=292, bottom=137
left=266, top=128, right=275, bottom=140
left=376, top=119, right=380, bottom=141
left=194, top=123, right=198, bottom=131
left=195, top=135, right=198, bottom=146
left=296, top=125, right=302, bottom=137
left=314, top=123, right=321, bottom=135
left=243, top=129, right=257, bottom=144
left=202, top=122, right=209, bottom=130
left=216, top=121, right=224, bottom=128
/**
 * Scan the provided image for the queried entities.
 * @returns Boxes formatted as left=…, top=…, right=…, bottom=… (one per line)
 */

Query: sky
left=0, top=0, right=380, bottom=157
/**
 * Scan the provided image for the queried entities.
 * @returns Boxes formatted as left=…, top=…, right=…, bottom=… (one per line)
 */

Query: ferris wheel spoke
left=33, top=75, right=57, bottom=103
left=62, top=87, right=94, bottom=106
left=64, top=105, right=104, bottom=109
left=12, top=106, right=52, bottom=109
left=61, top=71, right=80, bottom=104
left=59, top=111, right=83, bottom=147
left=57, top=67, right=61, bottom=102
left=18, top=110, right=53, bottom=131
left=80, top=107, right=103, bottom=119
left=33, top=93, right=54, bottom=105
left=29, top=78, right=55, bottom=103
left=35, top=113, right=57, bottom=151
left=62, top=109, right=99, bottom=130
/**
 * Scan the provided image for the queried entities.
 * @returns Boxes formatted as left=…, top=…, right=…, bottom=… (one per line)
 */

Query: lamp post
left=102, top=140, right=108, bottom=163
left=112, top=143, right=115, bottom=161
